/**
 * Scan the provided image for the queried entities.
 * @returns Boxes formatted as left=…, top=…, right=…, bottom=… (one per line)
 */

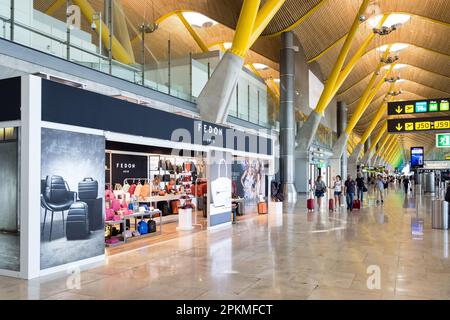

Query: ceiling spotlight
left=380, top=55, right=399, bottom=64
left=373, top=25, right=397, bottom=36
left=359, top=15, right=367, bottom=22
left=385, top=76, right=401, bottom=83
left=388, top=90, right=403, bottom=96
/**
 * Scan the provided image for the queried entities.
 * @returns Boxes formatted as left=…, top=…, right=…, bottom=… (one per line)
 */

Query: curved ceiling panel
left=338, top=48, right=450, bottom=94
left=338, top=66, right=450, bottom=103
left=316, top=19, right=450, bottom=82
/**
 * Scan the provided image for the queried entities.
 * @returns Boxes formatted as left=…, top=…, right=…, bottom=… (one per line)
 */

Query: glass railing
left=0, top=0, right=272, bottom=128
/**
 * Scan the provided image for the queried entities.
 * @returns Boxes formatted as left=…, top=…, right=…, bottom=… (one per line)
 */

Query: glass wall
left=0, top=127, right=19, bottom=271
left=0, top=1, right=271, bottom=128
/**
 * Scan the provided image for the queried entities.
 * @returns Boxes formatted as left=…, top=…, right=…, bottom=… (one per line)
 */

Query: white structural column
left=20, top=75, right=42, bottom=279
left=279, top=32, right=297, bottom=202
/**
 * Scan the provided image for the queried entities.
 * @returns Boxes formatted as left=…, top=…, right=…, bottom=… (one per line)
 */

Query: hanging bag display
left=78, top=177, right=98, bottom=200
left=210, top=159, right=232, bottom=208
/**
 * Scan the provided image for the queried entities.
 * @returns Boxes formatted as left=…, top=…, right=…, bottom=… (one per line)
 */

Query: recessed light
left=182, top=12, right=217, bottom=28
left=383, top=63, right=408, bottom=70
left=222, top=42, right=232, bottom=50
left=252, top=63, right=269, bottom=70
left=377, top=43, right=409, bottom=52
left=368, top=13, right=411, bottom=28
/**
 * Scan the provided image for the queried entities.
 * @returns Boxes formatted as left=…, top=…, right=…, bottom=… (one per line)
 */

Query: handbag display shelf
left=104, top=209, right=162, bottom=247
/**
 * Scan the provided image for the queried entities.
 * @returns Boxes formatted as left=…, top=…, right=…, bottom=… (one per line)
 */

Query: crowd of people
left=312, top=172, right=415, bottom=212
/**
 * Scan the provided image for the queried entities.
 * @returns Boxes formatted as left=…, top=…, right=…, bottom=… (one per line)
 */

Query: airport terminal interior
left=0, top=0, right=449, bottom=300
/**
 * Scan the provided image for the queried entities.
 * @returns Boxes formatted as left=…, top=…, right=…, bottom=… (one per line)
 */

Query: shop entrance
left=103, top=141, right=208, bottom=254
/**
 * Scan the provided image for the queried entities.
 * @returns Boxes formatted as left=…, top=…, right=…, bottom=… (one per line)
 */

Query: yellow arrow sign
left=396, top=124, right=403, bottom=131
left=395, top=106, right=403, bottom=114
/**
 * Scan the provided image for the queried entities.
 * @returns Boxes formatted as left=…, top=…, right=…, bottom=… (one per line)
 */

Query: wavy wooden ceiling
left=35, top=0, right=450, bottom=157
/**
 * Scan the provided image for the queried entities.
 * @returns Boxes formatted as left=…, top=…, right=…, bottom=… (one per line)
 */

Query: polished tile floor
left=1, top=184, right=450, bottom=300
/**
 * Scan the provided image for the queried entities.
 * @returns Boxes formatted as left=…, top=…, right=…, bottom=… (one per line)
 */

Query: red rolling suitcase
left=307, top=198, right=314, bottom=211
left=329, top=198, right=334, bottom=211
left=353, top=199, right=361, bottom=210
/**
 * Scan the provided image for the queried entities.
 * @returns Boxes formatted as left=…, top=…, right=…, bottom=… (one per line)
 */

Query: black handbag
left=148, top=219, right=157, bottom=233
left=78, top=177, right=98, bottom=200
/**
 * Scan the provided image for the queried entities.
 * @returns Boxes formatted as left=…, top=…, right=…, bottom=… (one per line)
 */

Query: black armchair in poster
left=40, top=175, right=76, bottom=241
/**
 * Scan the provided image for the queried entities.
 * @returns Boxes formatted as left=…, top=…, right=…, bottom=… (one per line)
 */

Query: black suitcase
left=148, top=219, right=157, bottom=233
left=157, top=201, right=171, bottom=216
left=83, top=197, right=103, bottom=231
left=66, top=202, right=90, bottom=240
left=78, top=177, right=98, bottom=200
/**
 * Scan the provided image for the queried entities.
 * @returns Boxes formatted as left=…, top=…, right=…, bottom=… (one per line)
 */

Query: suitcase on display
left=157, top=201, right=171, bottom=216
left=329, top=198, right=334, bottom=211
left=353, top=199, right=361, bottom=210
left=307, top=198, right=314, bottom=211
left=257, top=201, right=267, bottom=214
left=66, top=202, right=90, bottom=240
left=82, top=197, right=103, bottom=231
left=148, top=219, right=157, bottom=233
left=78, top=178, right=98, bottom=200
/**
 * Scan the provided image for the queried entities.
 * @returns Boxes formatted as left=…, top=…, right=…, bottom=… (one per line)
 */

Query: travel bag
left=307, top=198, right=314, bottom=211
left=78, top=177, right=98, bottom=200
left=157, top=201, right=171, bottom=216
left=258, top=201, right=268, bottom=214
left=138, top=220, right=148, bottom=235
left=83, top=197, right=103, bottom=230
left=148, top=219, right=157, bottom=233
left=353, top=199, right=361, bottom=210
left=66, top=202, right=90, bottom=240
left=329, top=198, right=334, bottom=211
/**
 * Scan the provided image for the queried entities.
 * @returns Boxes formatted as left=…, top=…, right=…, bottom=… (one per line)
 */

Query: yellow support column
left=176, top=12, right=210, bottom=53
left=365, top=122, right=388, bottom=156
left=359, top=86, right=395, bottom=145
left=72, top=0, right=134, bottom=64
left=383, top=137, right=398, bottom=163
left=331, top=14, right=389, bottom=97
left=247, top=0, right=287, bottom=50
left=313, top=0, right=370, bottom=115
left=230, top=0, right=261, bottom=58
left=376, top=135, right=395, bottom=162
left=345, top=62, right=395, bottom=135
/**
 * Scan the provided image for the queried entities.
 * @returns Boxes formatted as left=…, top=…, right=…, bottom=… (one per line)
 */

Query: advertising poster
left=232, top=158, right=267, bottom=202
left=411, top=147, right=424, bottom=167
left=207, top=151, right=232, bottom=228
left=40, top=128, right=105, bottom=270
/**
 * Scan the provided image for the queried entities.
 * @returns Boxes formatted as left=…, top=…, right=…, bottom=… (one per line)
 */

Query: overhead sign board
left=436, top=133, right=450, bottom=148
left=388, top=98, right=450, bottom=115
left=388, top=116, right=450, bottom=133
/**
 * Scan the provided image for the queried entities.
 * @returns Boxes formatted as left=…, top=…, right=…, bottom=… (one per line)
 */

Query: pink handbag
left=105, top=189, right=115, bottom=201
left=111, top=199, right=121, bottom=211
left=106, top=208, right=115, bottom=221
